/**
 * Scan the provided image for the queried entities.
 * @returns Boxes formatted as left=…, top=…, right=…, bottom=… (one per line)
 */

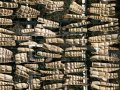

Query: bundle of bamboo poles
left=36, top=17, right=65, bottom=90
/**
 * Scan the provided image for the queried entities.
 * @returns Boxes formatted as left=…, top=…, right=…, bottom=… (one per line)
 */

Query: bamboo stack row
left=88, top=0, right=120, bottom=90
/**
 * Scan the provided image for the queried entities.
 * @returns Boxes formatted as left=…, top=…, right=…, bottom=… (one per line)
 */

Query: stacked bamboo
left=0, top=48, right=13, bottom=90
left=88, top=0, right=120, bottom=90
left=0, top=1, right=17, bottom=46
left=15, top=0, right=65, bottom=89
left=0, top=1, right=18, bottom=89
left=13, top=0, right=42, bottom=89
left=0, top=0, right=120, bottom=90
left=36, top=17, right=65, bottom=90
left=61, top=0, right=89, bottom=89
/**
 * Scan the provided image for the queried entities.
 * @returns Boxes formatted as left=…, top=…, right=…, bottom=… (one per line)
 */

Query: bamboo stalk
left=91, top=55, right=119, bottom=62
left=43, top=43, right=63, bottom=53
left=37, top=51, right=62, bottom=58
left=65, top=39, right=87, bottom=45
left=0, top=18, right=12, bottom=25
left=15, top=83, right=28, bottom=89
left=92, top=62, right=119, bottom=68
left=41, top=74, right=64, bottom=80
left=43, top=83, right=63, bottom=90
left=0, top=9, right=13, bottom=16
left=0, top=1, right=18, bottom=8
left=45, top=38, right=64, bottom=44
left=90, top=67, right=119, bottom=73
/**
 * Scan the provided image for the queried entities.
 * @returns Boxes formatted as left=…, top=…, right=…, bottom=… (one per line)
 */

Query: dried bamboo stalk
left=46, top=6, right=64, bottom=12
left=15, top=83, right=28, bottom=89
left=92, top=62, right=119, bottom=68
left=21, top=29, right=35, bottom=34
left=0, top=18, right=12, bottom=25
left=65, top=79, right=86, bottom=85
left=0, top=1, right=18, bottom=8
left=90, top=67, right=119, bottom=73
left=91, top=3, right=116, bottom=8
left=65, top=51, right=83, bottom=57
left=45, top=38, right=64, bottom=44
left=41, top=74, right=64, bottom=80
left=44, top=24, right=59, bottom=29
left=67, top=75, right=88, bottom=81
left=65, top=68, right=87, bottom=74
left=43, top=83, right=63, bottom=90
left=43, top=43, right=63, bottom=53
left=36, top=23, right=59, bottom=29
left=31, top=58, right=45, bottom=62
left=65, top=46, right=86, bottom=51
left=92, top=81, right=119, bottom=87
left=0, top=9, right=13, bottom=16
left=17, top=47, right=34, bottom=52
left=37, top=51, right=62, bottom=58
left=65, top=39, right=87, bottom=45
left=14, top=0, right=37, bottom=5
left=68, top=28, right=87, bottom=33
left=89, top=15, right=118, bottom=22
left=89, top=26, right=119, bottom=32
left=14, top=36, right=31, bottom=41
left=36, top=0, right=51, bottom=5
left=19, top=41, right=37, bottom=46
left=91, top=55, right=119, bottom=62
left=18, top=14, right=37, bottom=18
left=63, top=21, right=90, bottom=29
left=63, top=14, right=88, bottom=20
left=40, top=70, right=63, bottom=75
left=89, top=34, right=119, bottom=42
